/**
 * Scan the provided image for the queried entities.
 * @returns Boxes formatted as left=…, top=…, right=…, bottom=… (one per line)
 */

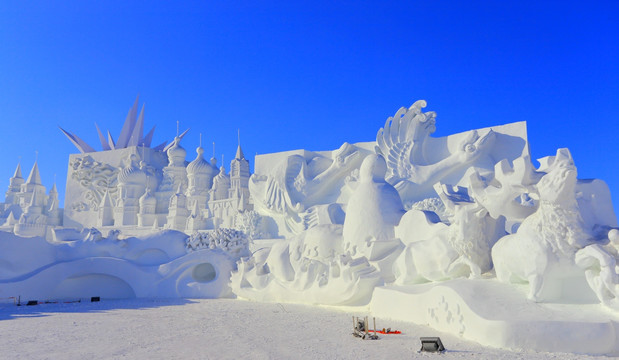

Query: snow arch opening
left=192, top=263, right=217, bottom=283
left=52, top=274, right=137, bottom=299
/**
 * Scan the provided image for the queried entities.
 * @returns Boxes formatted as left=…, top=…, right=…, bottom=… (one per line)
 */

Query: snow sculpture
left=250, top=142, right=371, bottom=237
left=234, top=210, right=271, bottom=240
left=393, top=183, right=505, bottom=284
left=0, top=162, right=62, bottom=237
left=468, top=155, right=540, bottom=232
left=59, top=98, right=254, bottom=233
left=342, top=154, right=405, bottom=280
left=375, top=100, right=497, bottom=205
left=230, top=224, right=383, bottom=305
left=185, top=228, right=249, bottom=257
left=492, top=148, right=599, bottom=302
left=575, top=229, right=619, bottom=308
left=0, top=229, right=237, bottom=299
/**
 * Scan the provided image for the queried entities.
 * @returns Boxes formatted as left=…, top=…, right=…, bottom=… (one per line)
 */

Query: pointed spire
left=12, top=162, right=22, bottom=179
left=128, top=103, right=146, bottom=146
left=235, top=129, right=245, bottom=159
left=142, top=125, right=156, bottom=147
left=50, top=182, right=58, bottom=195
left=59, top=126, right=96, bottom=153
left=26, top=162, right=42, bottom=185
left=107, top=130, right=116, bottom=150
left=235, top=145, right=245, bottom=160
left=117, top=94, right=140, bottom=148
left=95, top=123, right=111, bottom=151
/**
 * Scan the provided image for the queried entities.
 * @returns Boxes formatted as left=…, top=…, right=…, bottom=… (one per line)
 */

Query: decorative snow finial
left=176, top=120, right=180, bottom=137
left=199, top=133, right=202, bottom=148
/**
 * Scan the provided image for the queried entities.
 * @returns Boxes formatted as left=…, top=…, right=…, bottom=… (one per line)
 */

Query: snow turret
left=167, top=184, right=189, bottom=231
left=139, top=188, right=157, bottom=212
left=98, top=191, right=114, bottom=226
left=5, top=163, right=24, bottom=204
left=138, top=188, right=157, bottom=227
left=187, top=146, right=216, bottom=210
left=20, top=162, right=47, bottom=206
left=210, top=166, right=230, bottom=201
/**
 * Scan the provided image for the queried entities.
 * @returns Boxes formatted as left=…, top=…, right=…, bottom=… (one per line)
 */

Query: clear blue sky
left=0, top=1, right=618, bottom=210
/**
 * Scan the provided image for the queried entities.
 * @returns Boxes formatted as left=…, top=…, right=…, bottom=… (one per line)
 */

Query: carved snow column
left=186, top=146, right=216, bottom=212
left=115, top=154, right=147, bottom=226
left=156, top=136, right=187, bottom=214
left=20, top=162, right=47, bottom=209
left=167, top=184, right=189, bottom=231
left=98, top=191, right=114, bottom=227
left=138, top=188, right=157, bottom=227
left=5, top=163, right=24, bottom=205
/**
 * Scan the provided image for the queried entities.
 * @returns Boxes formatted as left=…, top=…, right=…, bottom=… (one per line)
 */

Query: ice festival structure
left=2, top=97, right=619, bottom=355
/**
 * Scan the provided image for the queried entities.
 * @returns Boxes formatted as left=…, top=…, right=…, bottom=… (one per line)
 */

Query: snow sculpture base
left=370, top=279, right=619, bottom=355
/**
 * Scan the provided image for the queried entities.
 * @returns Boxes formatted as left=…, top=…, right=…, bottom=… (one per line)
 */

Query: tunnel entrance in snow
left=51, top=274, right=137, bottom=299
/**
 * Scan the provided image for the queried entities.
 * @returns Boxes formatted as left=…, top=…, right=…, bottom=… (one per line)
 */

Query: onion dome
left=118, top=154, right=147, bottom=185
left=139, top=188, right=157, bottom=207
left=187, top=146, right=216, bottom=176
left=167, top=136, right=187, bottom=167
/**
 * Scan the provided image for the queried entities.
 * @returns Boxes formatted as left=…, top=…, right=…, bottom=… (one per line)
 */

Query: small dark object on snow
left=26, top=300, right=38, bottom=306
left=420, top=337, right=445, bottom=352
left=91, top=296, right=100, bottom=302
left=352, top=316, right=379, bottom=340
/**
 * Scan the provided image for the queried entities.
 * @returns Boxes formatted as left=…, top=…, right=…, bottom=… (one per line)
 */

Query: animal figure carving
left=492, top=148, right=592, bottom=301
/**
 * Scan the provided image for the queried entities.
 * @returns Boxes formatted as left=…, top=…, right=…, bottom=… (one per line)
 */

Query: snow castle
left=58, top=97, right=253, bottom=235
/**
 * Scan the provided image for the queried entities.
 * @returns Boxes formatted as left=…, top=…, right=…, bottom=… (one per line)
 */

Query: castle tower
left=156, top=136, right=188, bottom=214
left=229, top=143, right=250, bottom=199
left=167, top=184, right=189, bottom=231
left=98, top=191, right=114, bottom=227
left=5, top=163, right=24, bottom=205
left=186, top=145, right=216, bottom=211
left=20, top=162, right=47, bottom=208
left=114, top=154, right=147, bottom=226
left=138, top=188, right=157, bottom=227
left=210, top=166, right=230, bottom=201
left=46, top=184, right=62, bottom=226
left=14, top=189, right=48, bottom=237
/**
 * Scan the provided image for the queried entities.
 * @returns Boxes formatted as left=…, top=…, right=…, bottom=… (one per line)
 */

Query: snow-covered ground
left=0, top=298, right=608, bottom=359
